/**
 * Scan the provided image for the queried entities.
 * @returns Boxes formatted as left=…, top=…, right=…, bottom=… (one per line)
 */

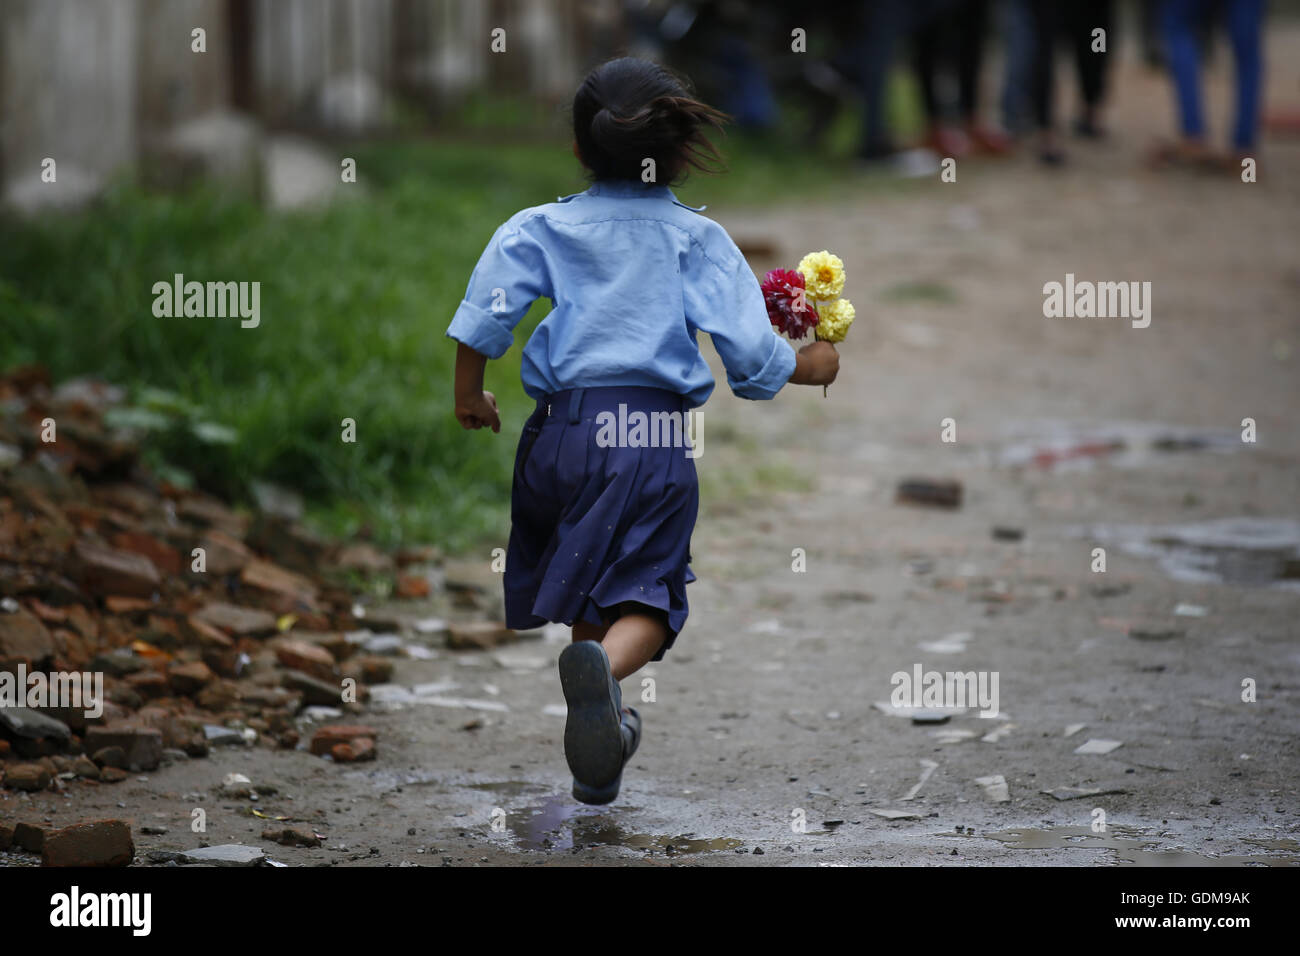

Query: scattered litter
left=1074, top=738, right=1124, bottom=756
left=420, top=696, right=508, bottom=712
left=1173, top=603, right=1208, bottom=617
left=1063, top=723, right=1087, bottom=738
left=412, top=617, right=449, bottom=635
left=919, top=631, right=970, bottom=655
left=1042, top=786, right=1129, bottom=801
left=413, top=680, right=460, bottom=696
left=748, top=619, right=782, bottom=634
left=901, top=759, right=939, bottom=801
left=896, top=478, right=962, bottom=510
left=868, top=808, right=922, bottom=820
left=980, top=723, right=1016, bottom=743
left=493, top=652, right=547, bottom=670
left=975, top=774, right=1010, bottom=803
left=873, top=701, right=970, bottom=720
left=541, top=704, right=567, bottom=717
left=931, top=728, right=979, bottom=744
left=1129, top=620, right=1185, bottom=641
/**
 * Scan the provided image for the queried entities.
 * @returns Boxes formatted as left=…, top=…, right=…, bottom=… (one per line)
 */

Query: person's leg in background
left=1223, top=0, right=1265, bottom=155
left=1161, top=0, right=1210, bottom=154
left=1027, top=0, right=1064, bottom=163
left=1068, top=0, right=1115, bottom=137
left=913, top=1, right=972, bottom=156
left=1000, top=0, right=1037, bottom=136
left=855, top=0, right=910, bottom=159
left=956, top=0, right=1012, bottom=153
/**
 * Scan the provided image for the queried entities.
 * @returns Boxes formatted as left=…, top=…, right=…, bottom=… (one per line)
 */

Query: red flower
left=761, top=268, right=818, bottom=339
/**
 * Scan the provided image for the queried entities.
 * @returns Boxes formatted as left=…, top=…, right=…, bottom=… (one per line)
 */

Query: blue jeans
left=1163, top=0, right=1265, bottom=149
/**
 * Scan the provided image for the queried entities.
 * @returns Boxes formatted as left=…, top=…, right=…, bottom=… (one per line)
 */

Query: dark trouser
left=913, top=0, right=991, bottom=122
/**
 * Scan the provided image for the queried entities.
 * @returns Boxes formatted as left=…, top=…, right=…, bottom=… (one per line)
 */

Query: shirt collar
left=581, top=179, right=707, bottom=211
left=587, top=179, right=673, bottom=200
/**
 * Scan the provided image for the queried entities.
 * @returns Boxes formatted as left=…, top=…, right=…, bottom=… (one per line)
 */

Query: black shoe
left=558, top=641, right=625, bottom=804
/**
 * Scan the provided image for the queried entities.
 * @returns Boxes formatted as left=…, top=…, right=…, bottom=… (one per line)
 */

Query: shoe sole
left=558, top=642, right=624, bottom=792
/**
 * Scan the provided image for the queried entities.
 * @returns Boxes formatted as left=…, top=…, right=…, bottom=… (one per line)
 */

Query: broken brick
left=74, top=539, right=160, bottom=598
left=42, top=819, right=134, bottom=867
left=309, top=724, right=379, bottom=756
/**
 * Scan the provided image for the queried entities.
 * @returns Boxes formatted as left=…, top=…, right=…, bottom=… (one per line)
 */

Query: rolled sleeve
left=726, top=332, right=797, bottom=400
left=447, top=301, right=516, bottom=359
left=445, top=220, right=549, bottom=358
left=689, top=252, right=796, bottom=401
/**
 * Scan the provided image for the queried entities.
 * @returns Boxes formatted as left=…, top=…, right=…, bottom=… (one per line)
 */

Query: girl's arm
left=454, top=343, right=501, bottom=432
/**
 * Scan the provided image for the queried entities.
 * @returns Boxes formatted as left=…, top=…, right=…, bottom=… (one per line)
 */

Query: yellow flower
left=798, top=250, right=846, bottom=300
left=816, top=297, right=855, bottom=343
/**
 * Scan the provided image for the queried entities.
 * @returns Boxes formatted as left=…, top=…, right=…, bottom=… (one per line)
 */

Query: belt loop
left=567, top=388, right=584, bottom=424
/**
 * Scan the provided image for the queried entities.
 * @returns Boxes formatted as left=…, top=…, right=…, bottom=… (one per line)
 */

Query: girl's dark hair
left=572, top=57, right=727, bottom=185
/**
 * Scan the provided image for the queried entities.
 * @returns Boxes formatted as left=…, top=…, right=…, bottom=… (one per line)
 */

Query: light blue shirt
left=446, top=179, right=797, bottom=407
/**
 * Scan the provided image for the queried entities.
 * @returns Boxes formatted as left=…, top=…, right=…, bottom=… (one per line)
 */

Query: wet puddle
left=979, top=825, right=1300, bottom=867
left=1075, top=517, right=1300, bottom=588
left=504, top=795, right=742, bottom=855
left=465, top=780, right=551, bottom=798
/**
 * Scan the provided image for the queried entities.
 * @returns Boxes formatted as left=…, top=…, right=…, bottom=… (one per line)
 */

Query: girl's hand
left=791, top=341, right=840, bottom=387
left=455, top=390, right=501, bottom=432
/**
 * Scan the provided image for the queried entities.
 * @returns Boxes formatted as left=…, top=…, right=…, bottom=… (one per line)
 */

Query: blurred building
left=0, top=0, right=626, bottom=211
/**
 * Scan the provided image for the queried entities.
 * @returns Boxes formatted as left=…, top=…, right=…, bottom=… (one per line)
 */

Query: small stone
left=84, top=724, right=163, bottom=771
left=14, top=822, right=48, bottom=851
left=261, top=826, right=321, bottom=848
left=240, top=559, right=319, bottom=608
left=336, top=543, right=393, bottom=574
left=341, top=654, right=394, bottom=684
left=99, top=767, right=129, bottom=783
left=974, top=774, right=1010, bottom=803
left=179, top=844, right=265, bottom=866
left=1074, top=738, right=1124, bottom=756
left=331, top=737, right=376, bottom=762
left=74, top=540, right=160, bottom=598
left=395, top=574, right=430, bottom=598
left=281, top=670, right=347, bottom=706
left=4, top=762, right=52, bottom=791
left=42, top=819, right=134, bottom=867
left=275, top=639, right=338, bottom=680
left=310, top=724, right=379, bottom=756
left=362, top=633, right=405, bottom=656
left=868, top=809, right=921, bottom=820
left=203, top=724, right=245, bottom=747
left=72, top=755, right=100, bottom=779
left=0, top=607, right=56, bottom=665
left=0, top=707, right=72, bottom=744
left=446, top=622, right=517, bottom=650
left=168, top=660, right=215, bottom=694
left=192, top=602, right=277, bottom=637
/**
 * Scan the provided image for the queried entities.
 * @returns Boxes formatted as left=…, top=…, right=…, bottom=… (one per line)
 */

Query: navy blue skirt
left=504, top=386, right=699, bottom=661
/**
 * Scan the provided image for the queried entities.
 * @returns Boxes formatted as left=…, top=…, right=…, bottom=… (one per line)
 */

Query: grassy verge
left=0, top=94, right=913, bottom=550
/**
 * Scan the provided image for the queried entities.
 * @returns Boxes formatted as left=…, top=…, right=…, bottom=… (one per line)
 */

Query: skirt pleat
left=504, top=386, right=699, bottom=660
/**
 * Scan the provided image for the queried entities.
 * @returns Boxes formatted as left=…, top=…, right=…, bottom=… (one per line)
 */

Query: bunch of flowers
left=761, top=250, right=855, bottom=394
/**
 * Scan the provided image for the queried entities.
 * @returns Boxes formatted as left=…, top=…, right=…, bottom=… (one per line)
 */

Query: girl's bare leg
left=571, top=605, right=667, bottom=681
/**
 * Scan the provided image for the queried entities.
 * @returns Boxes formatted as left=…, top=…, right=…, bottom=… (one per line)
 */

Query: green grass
left=0, top=90, right=916, bottom=550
